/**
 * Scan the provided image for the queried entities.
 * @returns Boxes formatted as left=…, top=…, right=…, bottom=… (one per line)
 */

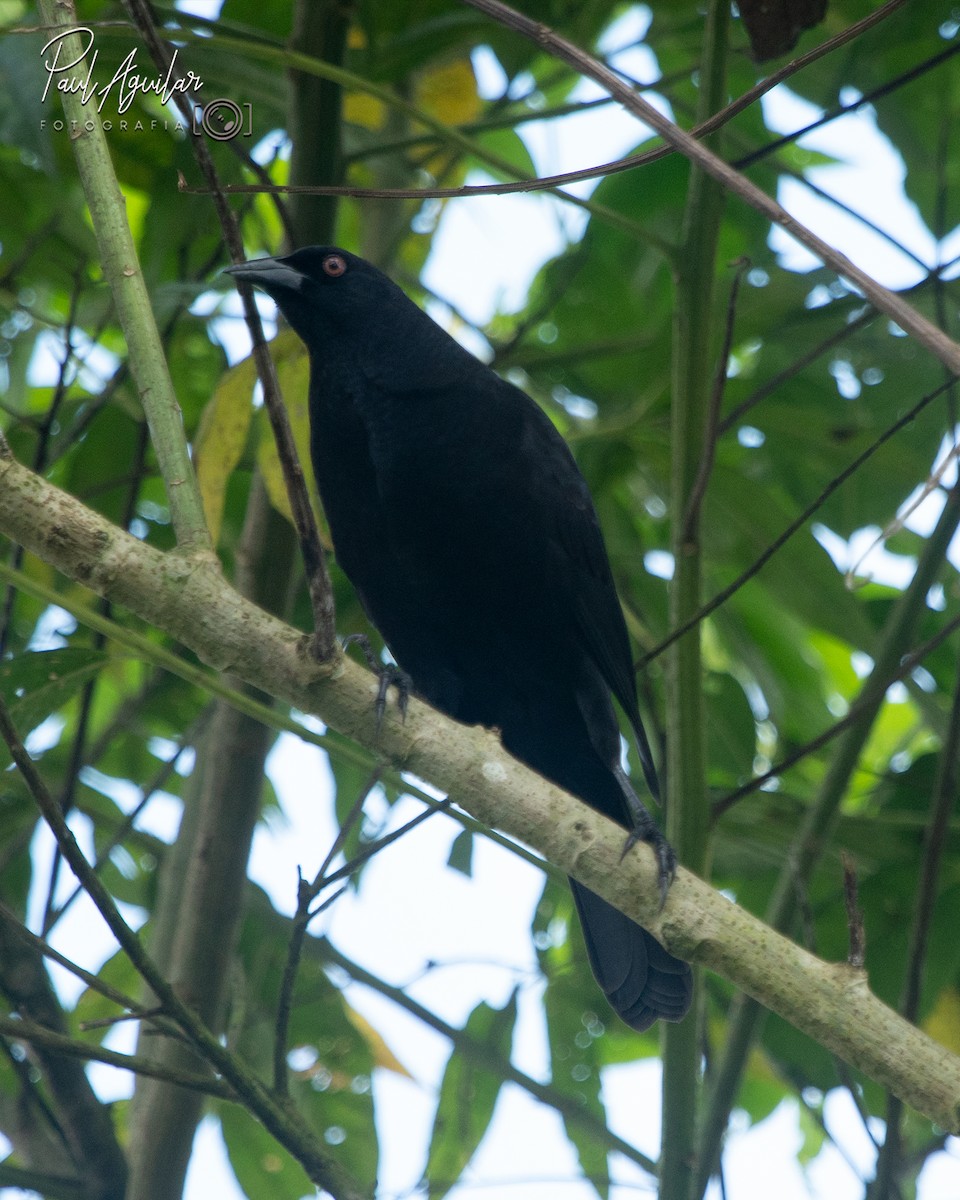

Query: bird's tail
left=570, top=879, right=692, bottom=1031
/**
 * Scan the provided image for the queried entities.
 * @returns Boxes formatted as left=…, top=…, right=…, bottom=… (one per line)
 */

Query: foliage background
left=0, top=0, right=958, bottom=1198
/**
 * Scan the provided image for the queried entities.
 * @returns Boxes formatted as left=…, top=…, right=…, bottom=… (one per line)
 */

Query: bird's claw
left=621, top=825, right=677, bottom=911
left=342, top=634, right=411, bottom=738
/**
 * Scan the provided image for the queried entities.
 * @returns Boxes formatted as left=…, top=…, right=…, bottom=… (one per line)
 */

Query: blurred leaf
left=196, top=356, right=257, bottom=546
left=447, top=828, right=474, bottom=876
left=220, top=1103, right=314, bottom=1200
left=922, top=986, right=960, bottom=1055
left=344, top=1003, right=414, bottom=1077
left=423, top=991, right=518, bottom=1199
left=415, top=57, right=481, bottom=126
left=0, top=648, right=108, bottom=765
left=254, top=331, right=327, bottom=540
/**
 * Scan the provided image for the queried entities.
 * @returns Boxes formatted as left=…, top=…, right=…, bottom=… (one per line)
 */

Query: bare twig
left=718, top=304, right=878, bottom=433
left=681, top=258, right=748, bottom=545
left=735, top=37, right=960, bottom=170
left=272, top=768, right=380, bottom=1095
left=0, top=1014, right=234, bottom=1099
left=641, top=376, right=956, bottom=668
left=321, top=796, right=453, bottom=889
left=713, top=607, right=960, bottom=818
left=0, top=901, right=159, bottom=1024
left=0, top=692, right=367, bottom=1197
left=123, top=0, right=336, bottom=657
left=841, top=852, right=865, bottom=969
left=458, top=0, right=960, bottom=376
left=45, top=728, right=200, bottom=934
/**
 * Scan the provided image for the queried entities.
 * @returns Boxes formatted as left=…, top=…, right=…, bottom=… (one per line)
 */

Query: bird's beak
left=223, top=256, right=305, bottom=294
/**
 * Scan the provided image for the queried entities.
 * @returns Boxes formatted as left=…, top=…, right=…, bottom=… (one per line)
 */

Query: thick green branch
left=696, top=479, right=960, bottom=1193
left=662, top=3, right=729, bottom=1194
left=0, top=449, right=958, bottom=1133
left=36, top=0, right=212, bottom=555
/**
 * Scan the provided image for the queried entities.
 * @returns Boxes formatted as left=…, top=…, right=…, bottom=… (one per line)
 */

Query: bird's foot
left=342, top=634, right=411, bottom=736
left=613, top=762, right=676, bottom=909
left=620, top=824, right=677, bottom=910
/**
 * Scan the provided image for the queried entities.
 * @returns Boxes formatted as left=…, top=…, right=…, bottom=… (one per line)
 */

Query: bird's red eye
left=322, top=254, right=347, bottom=278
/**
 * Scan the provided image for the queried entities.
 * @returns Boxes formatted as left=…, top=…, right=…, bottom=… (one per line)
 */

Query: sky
left=7, top=5, right=960, bottom=1200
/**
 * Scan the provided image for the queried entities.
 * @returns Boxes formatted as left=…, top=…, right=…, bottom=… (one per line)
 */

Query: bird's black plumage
left=226, top=246, right=692, bottom=1031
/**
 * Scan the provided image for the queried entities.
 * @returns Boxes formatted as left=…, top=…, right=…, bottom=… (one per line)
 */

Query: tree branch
left=661, top=2, right=730, bottom=1191
left=459, top=0, right=960, bottom=378
left=0, top=914, right=127, bottom=1200
left=0, top=445, right=958, bottom=1133
left=35, top=0, right=213, bottom=556
left=0, top=675, right=367, bottom=1200
left=0, top=1014, right=234, bottom=1100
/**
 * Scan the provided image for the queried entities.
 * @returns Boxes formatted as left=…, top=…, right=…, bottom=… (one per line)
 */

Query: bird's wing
left=362, top=373, right=658, bottom=790
left=513, top=398, right=660, bottom=792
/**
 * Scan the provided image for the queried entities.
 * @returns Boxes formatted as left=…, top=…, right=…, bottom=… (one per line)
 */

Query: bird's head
left=225, top=245, right=477, bottom=390
left=224, top=246, right=410, bottom=350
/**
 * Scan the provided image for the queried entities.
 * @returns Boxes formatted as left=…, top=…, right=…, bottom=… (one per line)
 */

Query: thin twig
left=0, top=1014, right=234, bottom=1100
left=123, top=0, right=336, bottom=657
left=459, top=0, right=960, bottom=375
left=681, top=258, right=748, bottom=545
left=640, top=376, right=956, bottom=668
left=321, top=796, right=453, bottom=889
left=735, top=37, right=960, bottom=170
left=841, top=852, right=865, bottom=969
left=0, top=901, right=163, bottom=1027
left=718, top=304, right=877, bottom=433
left=272, top=768, right=381, bottom=1095
left=45, top=730, right=201, bottom=934
left=0, top=692, right=366, bottom=1196
left=713, top=608, right=960, bottom=818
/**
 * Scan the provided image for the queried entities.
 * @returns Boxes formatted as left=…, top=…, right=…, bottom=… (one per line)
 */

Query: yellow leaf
left=415, top=58, right=480, bottom=126
left=344, top=92, right=387, bottom=130
left=195, top=355, right=257, bottom=546
left=255, top=332, right=329, bottom=544
left=344, top=1002, right=415, bottom=1079
left=922, top=986, right=960, bottom=1054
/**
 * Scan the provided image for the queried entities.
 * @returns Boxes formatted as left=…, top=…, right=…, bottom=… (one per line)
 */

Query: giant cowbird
left=226, top=247, right=692, bottom=1031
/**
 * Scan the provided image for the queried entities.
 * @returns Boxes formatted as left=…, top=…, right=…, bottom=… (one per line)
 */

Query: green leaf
left=254, top=331, right=326, bottom=540
left=447, top=828, right=474, bottom=876
left=536, top=880, right=614, bottom=1199
left=0, top=648, right=109, bottom=765
left=422, top=990, right=518, bottom=1198
left=195, top=356, right=257, bottom=547
left=220, top=1103, right=314, bottom=1200
left=225, top=886, right=379, bottom=1189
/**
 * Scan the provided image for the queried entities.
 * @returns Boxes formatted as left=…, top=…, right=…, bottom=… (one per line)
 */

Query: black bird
left=226, top=247, right=692, bottom=1031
